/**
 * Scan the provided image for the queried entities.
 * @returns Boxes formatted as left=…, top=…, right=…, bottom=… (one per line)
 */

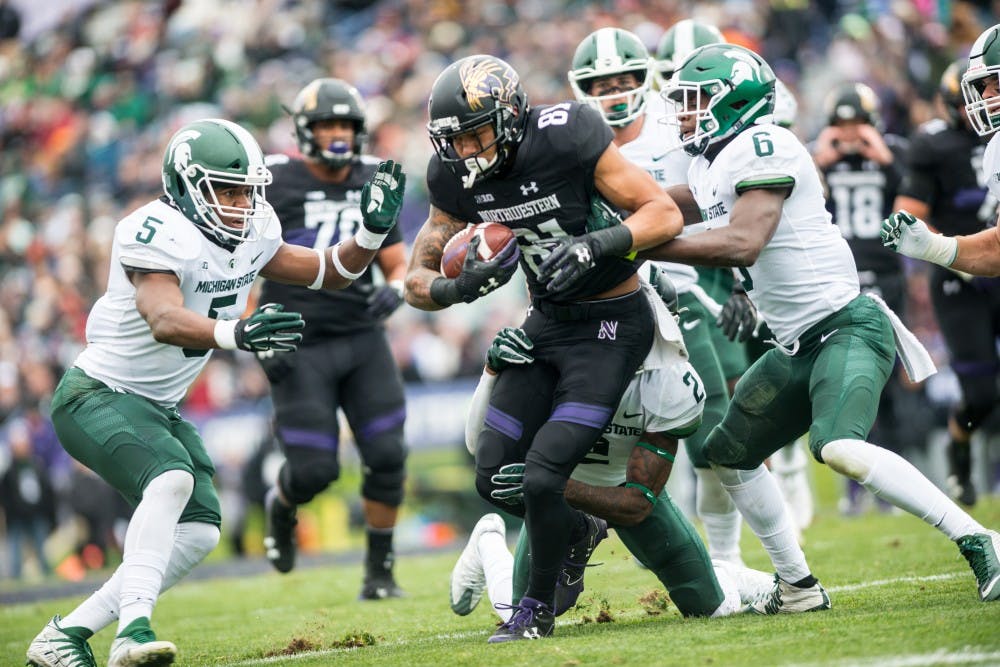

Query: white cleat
left=745, top=574, right=831, bottom=614
left=712, top=559, right=776, bottom=607
left=450, top=513, right=506, bottom=615
left=26, top=615, right=96, bottom=667
left=106, top=637, right=176, bottom=667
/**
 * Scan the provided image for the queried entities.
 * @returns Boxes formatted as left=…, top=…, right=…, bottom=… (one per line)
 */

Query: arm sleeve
left=465, top=370, right=497, bottom=456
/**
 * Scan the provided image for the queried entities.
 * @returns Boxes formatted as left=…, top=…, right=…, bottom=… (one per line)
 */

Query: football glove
left=647, top=264, right=678, bottom=314
left=490, top=463, right=525, bottom=505
left=585, top=194, right=624, bottom=233
left=235, top=303, right=304, bottom=353
left=360, top=160, right=406, bottom=233
left=430, top=235, right=520, bottom=305
left=366, top=282, right=404, bottom=318
left=537, top=224, right=633, bottom=293
left=486, top=327, right=534, bottom=373
left=716, top=282, right=757, bottom=343
left=879, top=210, right=958, bottom=267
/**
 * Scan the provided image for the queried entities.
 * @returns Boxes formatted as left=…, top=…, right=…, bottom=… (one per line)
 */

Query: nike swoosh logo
left=243, top=322, right=262, bottom=333
left=251, top=251, right=264, bottom=264
left=682, top=319, right=701, bottom=330
left=819, top=329, right=839, bottom=344
left=623, top=411, right=642, bottom=419
left=651, top=153, right=669, bottom=162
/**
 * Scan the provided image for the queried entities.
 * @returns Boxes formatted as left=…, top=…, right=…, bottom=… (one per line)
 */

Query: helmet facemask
left=962, top=69, right=1000, bottom=136
left=571, top=71, right=650, bottom=127
left=290, top=78, right=368, bottom=168
left=183, top=167, right=271, bottom=244
left=569, top=28, right=651, bottom=127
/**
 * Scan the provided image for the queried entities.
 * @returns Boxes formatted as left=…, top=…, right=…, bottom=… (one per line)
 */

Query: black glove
left=537, top=224, right=633, bottom=293
left=647, top=264, right=678, bottom=314
left=366, top=282, right=404, bottom=318
left=235, top=303, right=305, bottom=353
left=430, top=235, right=520, bottom=306
left=360, top=160, right=406, bottom=233
left=485, top=327, right=534, bottom=373
left=716, top=282, right=757, bottom=342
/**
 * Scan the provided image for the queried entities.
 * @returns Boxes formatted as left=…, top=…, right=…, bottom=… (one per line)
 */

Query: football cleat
left=553, top=513, right=607, bottom=615
left=264, top=488, right=298, bottom=574
left=957, top=530, right=1000, bottom=602
left=450, top=513, right=506, bottom=615
left=946, top=441, right=977, bottom=507
left=358, top=573, right=404, bottom=600
left=25, top=615, right=96, bottom=667
left=107, top=618, right=175, bottom=667
left=488, top=597, right=555, bottom=643
left=712, top=559, right=776, bottom=607
left=745, top=574, right=831, bottom=614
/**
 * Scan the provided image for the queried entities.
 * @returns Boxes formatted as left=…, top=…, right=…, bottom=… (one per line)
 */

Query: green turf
left=4, top=467, right=1000, bottom=666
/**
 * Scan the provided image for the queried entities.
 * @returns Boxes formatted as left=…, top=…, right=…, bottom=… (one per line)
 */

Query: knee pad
left=819, top=438, right=874, bottom=482
left=704, top=425, right=753, bottom=469
left=360, top=435, right=407, bottom=507
left=144, top=470, right=194, bottom=512
left=280, top=447, right=340, bottom=505
left=953, top=399, right=996, bottom=434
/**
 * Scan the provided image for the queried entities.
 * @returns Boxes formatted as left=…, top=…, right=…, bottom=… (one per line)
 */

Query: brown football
left=440, top=222, right=516, bottom=278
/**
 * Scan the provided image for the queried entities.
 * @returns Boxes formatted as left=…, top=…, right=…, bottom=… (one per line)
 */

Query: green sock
left=116, top=617, right=156, bottom=642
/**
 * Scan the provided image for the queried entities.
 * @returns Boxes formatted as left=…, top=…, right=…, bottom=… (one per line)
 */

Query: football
left=439, top=222, right=516, bottom=278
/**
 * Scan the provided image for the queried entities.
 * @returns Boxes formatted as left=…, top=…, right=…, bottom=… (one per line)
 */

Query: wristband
left=591, top=224, right=634, bottom=257
left=923, top=233, right=959, bottom=267
left=355, top=226, right=388, bottom=250
left=430, top=277, right=463, bottom=306
left=308, top=247, right=326, bottom=290
left=637, top=440, right=675, bottom=462
left=331, top=242, right=365, bottom=280
left=213, top=319, right=238, bottom=350
left=625, top=481, right=658, bottom=505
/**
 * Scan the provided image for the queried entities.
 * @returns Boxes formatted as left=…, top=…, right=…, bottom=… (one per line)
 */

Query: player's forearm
left=951, top=228, right=1000, bottom=277
left=144, top=304, right=220, bottom=350
left=403, top=266, right=449, bottom=311
left=639, top=229, right=758, bottom=267
left=564, top=480, right=653, bottom=526
left=665, top=185, right=703, bottom=225
left=323, top=239, right=379, bottom=289
left=623, top=198, right=683, bottom=249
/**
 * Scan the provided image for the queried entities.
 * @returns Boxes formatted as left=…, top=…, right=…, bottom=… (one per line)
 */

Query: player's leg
left=450, top=514, right=512, bottom=618
left=676, top=293, right=743, bottom=565
left=705, top=351, right=828, bottom=613
left=339, top=330, right=409, bottom=599
left=810, top=297, right=1000, bottom=601
left=264, top=343, right=343, bottom=573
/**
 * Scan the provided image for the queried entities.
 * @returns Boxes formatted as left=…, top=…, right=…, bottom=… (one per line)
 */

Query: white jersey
left=618, top=94, right=698, bottom=293
left=686, top=125, right=859, bottom=345
left=75, top=199, right=283, bottom=406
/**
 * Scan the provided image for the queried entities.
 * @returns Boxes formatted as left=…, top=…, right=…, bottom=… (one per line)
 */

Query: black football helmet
left=823, top=82, right=882, bottom=129
left=939, top=58, right=969, bottom=127
left=289, top=78, right=367, bottom=168
left=427, top=54, right=529, bottom=187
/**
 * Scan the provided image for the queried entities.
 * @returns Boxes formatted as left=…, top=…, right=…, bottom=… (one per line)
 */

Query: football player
left=646, top=43, right=1000, bottom=610
left=811, top=82, right=919, bottom=515
left=450, top=273, right=774, bottom=630
left=882, top=38, right=1000, bottom=507
left=25, top=118, right=405, bottom=667
left=258, top=78, right=409, bottom=600
left=568, top=26, right=745, bottom=567
left=404, top=54, right=683, bottom=640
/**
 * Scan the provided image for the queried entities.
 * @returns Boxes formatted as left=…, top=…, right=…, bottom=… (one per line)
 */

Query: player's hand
left=360, top=160, right=406, bottom=233
left=538, top=225, right=633, bottom=293
left=486, top=327, right=534, bottom=373
left=490, top=463, right=525, bottom=505
left=366, top=282, right=404, bottom=318
left=647, top=264, right=678, bottom=313
left=716, top=282, right=757, bottom=342
left=235, top=303, right=304, bottom=353
left=880, top=210, right=958, bottom=266
left=855, top=124, right=893, bottom=164
left=455, top=235, right=520, bottom=301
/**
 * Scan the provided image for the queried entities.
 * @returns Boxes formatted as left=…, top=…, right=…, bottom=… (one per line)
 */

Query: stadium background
left=0, top=0, right=998, bottom=580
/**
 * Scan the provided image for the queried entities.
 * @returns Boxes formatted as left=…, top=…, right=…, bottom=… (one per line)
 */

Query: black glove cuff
left=430, top=277, right=464, bottom=306
left=590, top=224, right=634, bottom=258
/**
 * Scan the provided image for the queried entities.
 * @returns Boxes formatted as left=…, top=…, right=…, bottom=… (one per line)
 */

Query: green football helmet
left=568, top=28, right=652, bottom=127
left=161, top=118, right=272, bottom=245
left=653, top=19, right=725, bottom=90
left=962, top=23, right=1000, bottom=136
left=663, top=43, right=776, bottom=156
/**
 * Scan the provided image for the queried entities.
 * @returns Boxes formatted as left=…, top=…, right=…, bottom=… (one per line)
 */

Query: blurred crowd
left=0, top=0, right=998, bottom=579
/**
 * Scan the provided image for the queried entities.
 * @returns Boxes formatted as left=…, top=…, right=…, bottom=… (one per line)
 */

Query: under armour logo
left=598, top=320, right=618, bottom=340
left=520, top=181, right=539, bottom=196
left=943, top=279, right=961, bottom=296
left=479, top=277, right=501, bottom=295
left=575, top=247, right=592, bottom=265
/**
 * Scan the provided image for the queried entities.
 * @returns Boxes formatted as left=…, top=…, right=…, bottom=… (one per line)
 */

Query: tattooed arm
left=403, top=205, right=470, bottom=311
left=564, top=432, right=676, bottom=527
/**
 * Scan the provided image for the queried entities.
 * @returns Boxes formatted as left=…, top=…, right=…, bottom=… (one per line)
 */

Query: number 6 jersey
left=75, top=198, right=283, bottom=407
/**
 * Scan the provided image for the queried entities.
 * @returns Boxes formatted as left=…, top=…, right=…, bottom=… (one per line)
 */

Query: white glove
left=880, top=210, right=958, bottom=267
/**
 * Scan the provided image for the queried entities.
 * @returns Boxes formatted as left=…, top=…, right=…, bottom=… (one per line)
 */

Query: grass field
left=3, top=461, right=999, bottom=667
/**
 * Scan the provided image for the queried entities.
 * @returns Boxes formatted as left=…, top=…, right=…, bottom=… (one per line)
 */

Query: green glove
left=235, top=303, right=304, bottom=353
left=486, top=327, right=534, bottom=373
left=360, top=159, right=406, bottom=233
left=490, top=463, right=525, bottom=504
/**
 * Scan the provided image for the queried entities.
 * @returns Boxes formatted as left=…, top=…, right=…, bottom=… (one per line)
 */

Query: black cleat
left=947, top=441, right=977, bottom=507
left=264, top=488, right=297, bottom=573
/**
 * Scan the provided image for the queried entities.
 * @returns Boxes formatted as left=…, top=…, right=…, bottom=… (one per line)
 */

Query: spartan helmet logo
left=168, top=129, right=201, bottom=176
left=727, top=49, right=763, bottom=87
left=460, top=57, right=520, bottom=112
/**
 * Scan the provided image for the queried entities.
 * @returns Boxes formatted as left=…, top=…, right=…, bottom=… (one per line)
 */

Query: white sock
left=712, top=464, right=811, bottom=584
left=478, top=531, right=514, bottom=622
left=822, top=439, right=983, bottom=540
left=61, top=520, right=219, bottom=634
left=695, top=467, right=743, bottom=564
left=117, top=470, right=193, bottom=631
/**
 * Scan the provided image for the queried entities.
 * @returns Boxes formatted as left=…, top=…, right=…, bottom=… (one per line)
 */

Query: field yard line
left=228, top=570, right=974, bottom=666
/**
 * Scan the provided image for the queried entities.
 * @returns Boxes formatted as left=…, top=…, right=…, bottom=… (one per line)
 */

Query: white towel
left=864, top=293, right=937, bottom=382
left=639, top=281, right=688, bottom=370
